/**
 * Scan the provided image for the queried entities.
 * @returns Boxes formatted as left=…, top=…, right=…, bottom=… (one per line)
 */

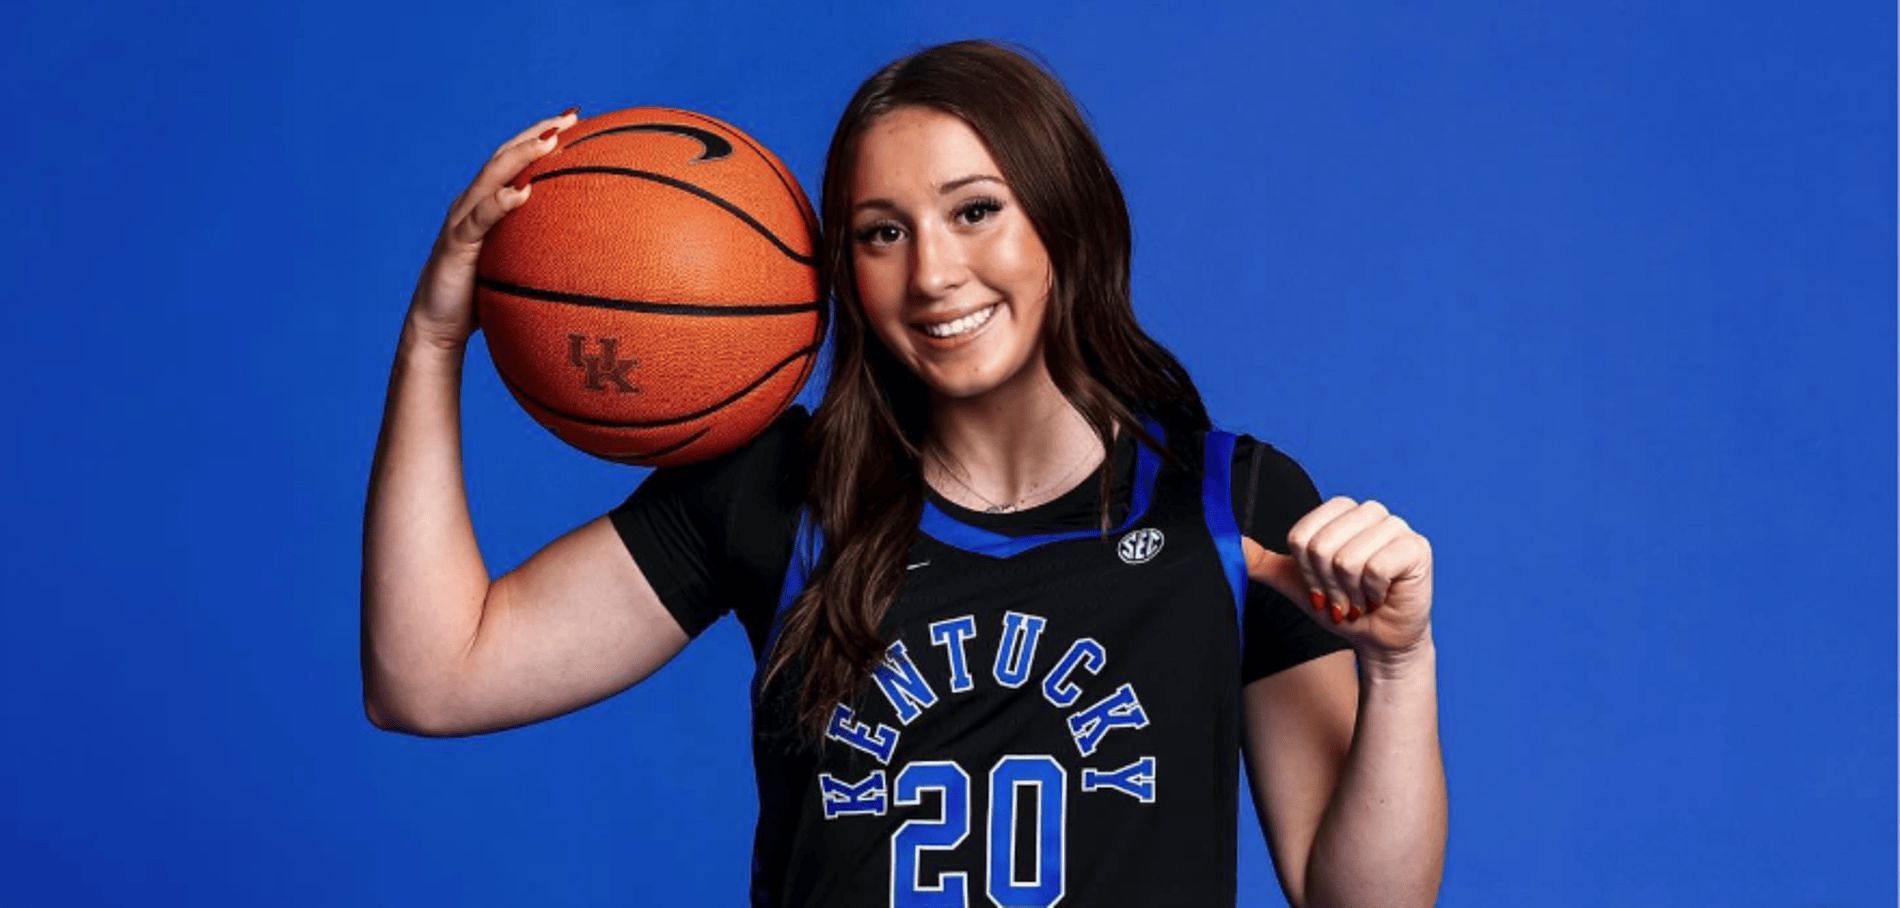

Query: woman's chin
left=923, top=377, right=1000, bottom=402
left=914, top=354, right=1046, bottom=404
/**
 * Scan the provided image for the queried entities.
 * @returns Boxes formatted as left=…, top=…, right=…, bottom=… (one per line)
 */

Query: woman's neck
left=921, top=361, right=1115, bottom=511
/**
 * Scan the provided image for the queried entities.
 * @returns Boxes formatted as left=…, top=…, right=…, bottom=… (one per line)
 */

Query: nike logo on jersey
left=906, top=560, right=931, bottom=571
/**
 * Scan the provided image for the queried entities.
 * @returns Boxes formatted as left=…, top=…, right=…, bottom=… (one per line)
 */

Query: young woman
left=364, top=39, right=1445, bottom=908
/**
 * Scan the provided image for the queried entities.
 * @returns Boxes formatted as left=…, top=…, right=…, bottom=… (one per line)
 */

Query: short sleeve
left=1232, top=436, right=1354, bottom=685
left=606, top=407, right=808, bottom=642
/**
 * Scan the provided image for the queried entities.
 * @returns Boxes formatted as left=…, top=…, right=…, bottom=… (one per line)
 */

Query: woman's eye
left=958, top=198, right=1004, bottom=225
left=856, top=224, right=901, bottom=246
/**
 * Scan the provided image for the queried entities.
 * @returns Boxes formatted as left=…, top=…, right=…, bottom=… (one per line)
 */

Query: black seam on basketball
left=769, top=301, right=823, bottom=424
left=494, top=342, right=821, bottom=430
left=526, top=165, right=816, bottom=266
left=779, top=296, right=831, bottom=416
left=660, top=108, right=818, bottom=236
left=600, top=426, right=711, bottom=463
left=563, top=123, right=733, bottom=162
left=475, top=275, right=821, bottom=316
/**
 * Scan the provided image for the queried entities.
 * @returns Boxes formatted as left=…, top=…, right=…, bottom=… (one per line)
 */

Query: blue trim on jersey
left=917, top=414, right=1168, bottom=558
left=752, top=507, right=824, bottom=691
left=753, top=414, right=1170, bottom=682
left=1200, top=428, right=1248, bottom=628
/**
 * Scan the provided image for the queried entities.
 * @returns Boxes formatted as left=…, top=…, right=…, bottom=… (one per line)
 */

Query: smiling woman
left=847, top=109, right=1054, bottom=402
left=607, top=40, right=1443, bottom=906
left=364, top=34, right=1443, bottom=908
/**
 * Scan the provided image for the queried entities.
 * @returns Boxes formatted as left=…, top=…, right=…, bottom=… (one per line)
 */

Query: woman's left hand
left=1242, top=496, right=1435, bottom=664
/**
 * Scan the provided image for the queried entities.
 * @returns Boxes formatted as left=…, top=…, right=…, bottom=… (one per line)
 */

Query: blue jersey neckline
left=917, top=414, right=1167, bottom=559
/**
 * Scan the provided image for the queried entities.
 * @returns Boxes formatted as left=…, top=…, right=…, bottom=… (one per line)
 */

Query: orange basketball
left=476, top=106, right=824, bottom=467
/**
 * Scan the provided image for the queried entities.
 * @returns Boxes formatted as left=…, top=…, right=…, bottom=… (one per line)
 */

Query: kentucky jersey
left=607, top=405, right=1351, bottom=907
left=748, top=416, right=1265, bottom=906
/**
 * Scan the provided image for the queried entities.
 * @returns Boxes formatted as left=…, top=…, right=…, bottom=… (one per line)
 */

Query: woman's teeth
left=921, top=304, right=998, bottom=338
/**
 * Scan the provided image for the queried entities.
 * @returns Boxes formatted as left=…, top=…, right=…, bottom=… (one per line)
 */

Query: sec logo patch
left=1117, top=527, right=1165, bottom=565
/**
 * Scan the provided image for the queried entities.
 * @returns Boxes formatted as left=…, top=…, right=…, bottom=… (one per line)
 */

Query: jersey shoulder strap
left=750, top=506, right=823, bottom=700
left=1199, top=426, right=1249, bottom=624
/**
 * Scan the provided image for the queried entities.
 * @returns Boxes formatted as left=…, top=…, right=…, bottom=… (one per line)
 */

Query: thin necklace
left=925, top=436, right=1103, bottom=514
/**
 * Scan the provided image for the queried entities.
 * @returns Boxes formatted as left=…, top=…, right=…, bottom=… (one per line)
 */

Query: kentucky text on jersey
left=818, top=610, right=1160, bottom=815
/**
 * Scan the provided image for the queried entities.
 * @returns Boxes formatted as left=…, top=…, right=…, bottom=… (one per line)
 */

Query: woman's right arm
left=361, top=110, right=690, bottom=737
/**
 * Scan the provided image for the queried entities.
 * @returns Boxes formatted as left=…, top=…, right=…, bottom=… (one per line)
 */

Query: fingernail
left=538, top=126, right=559, bottom=142
left=560, top=106, right=579, bottom=119
left=1347, top=606, right=1363, bottom=621
left=1309, top=590, right=1326, bottom=611
left=1329, top=605, right=1343, bottom=625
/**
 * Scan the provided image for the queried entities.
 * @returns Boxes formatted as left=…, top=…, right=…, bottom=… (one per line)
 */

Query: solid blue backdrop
left=2, top=1, right=1892, bottom=905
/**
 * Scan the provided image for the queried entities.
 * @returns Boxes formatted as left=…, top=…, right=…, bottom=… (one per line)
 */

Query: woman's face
left=848, top=105, right=1055, bottom=402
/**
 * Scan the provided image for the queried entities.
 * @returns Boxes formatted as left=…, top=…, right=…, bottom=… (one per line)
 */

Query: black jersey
left=608, top=406, right=1351, bottom=906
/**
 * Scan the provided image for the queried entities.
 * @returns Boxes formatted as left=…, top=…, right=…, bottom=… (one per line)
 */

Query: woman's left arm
left=1242, top=496, right=1448, bottom=908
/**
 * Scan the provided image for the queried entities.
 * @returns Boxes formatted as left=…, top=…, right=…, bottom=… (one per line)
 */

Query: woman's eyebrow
left=853, top=174, right=1005, bottom=213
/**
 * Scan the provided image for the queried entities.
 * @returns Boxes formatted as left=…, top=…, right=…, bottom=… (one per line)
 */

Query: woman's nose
left=908, top=221, right=966, bottom=299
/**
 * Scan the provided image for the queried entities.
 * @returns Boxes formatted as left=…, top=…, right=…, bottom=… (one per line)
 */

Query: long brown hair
left=758, top=38, right=1212, bottom=742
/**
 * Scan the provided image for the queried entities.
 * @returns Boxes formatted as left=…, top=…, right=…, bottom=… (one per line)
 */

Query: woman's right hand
left=405, top=108, right=578, bottom=351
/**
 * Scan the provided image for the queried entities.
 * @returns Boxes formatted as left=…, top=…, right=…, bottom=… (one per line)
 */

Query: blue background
left=3, top=1, right=1892, bottom=905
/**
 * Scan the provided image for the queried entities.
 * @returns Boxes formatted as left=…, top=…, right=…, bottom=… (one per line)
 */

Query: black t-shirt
left=608, top=405, right=1349, bottom=687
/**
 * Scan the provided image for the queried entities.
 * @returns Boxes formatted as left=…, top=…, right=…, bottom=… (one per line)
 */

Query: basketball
left=475, top=106, right=824, bottom=467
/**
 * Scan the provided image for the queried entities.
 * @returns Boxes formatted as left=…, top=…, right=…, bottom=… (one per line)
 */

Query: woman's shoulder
left=606, top=405, right=812, bottom=640
left=1183, top=418, right=1308, bottom=474
left=1225, top=429, right=1308, bottom=476
left=1218, top=428, right=1322, bottom=525
left=610, top=404, right=812, bottom=524
left=712, top=403, right=813, bottom=488
left=650, top=403, right=812, bottom=490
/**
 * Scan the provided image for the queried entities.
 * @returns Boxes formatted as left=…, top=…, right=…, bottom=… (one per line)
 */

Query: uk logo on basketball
left=1116, top=527, right=1164, bottom=565
left=566, top=334, right=640, bottom=393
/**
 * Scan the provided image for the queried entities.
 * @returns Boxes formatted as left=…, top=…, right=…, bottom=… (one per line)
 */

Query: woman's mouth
left=913, top=303, right=1001, bottom=347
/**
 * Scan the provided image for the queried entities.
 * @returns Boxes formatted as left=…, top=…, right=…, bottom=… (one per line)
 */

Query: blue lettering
left=1066, top=683, right=1149, bottom=757
left=993, top=611, right=1047, bottom=688
left=873, top=640, right=939, bottom=725
left=826, top=703, right=899, bottom=765
left=1040, top=637, right=1106, bottom=708
left=1081, top=756, right=1157, bottom=803
left=819, top=770, right=888, bottom=818
left=927, top=615, right=978, bottom=694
